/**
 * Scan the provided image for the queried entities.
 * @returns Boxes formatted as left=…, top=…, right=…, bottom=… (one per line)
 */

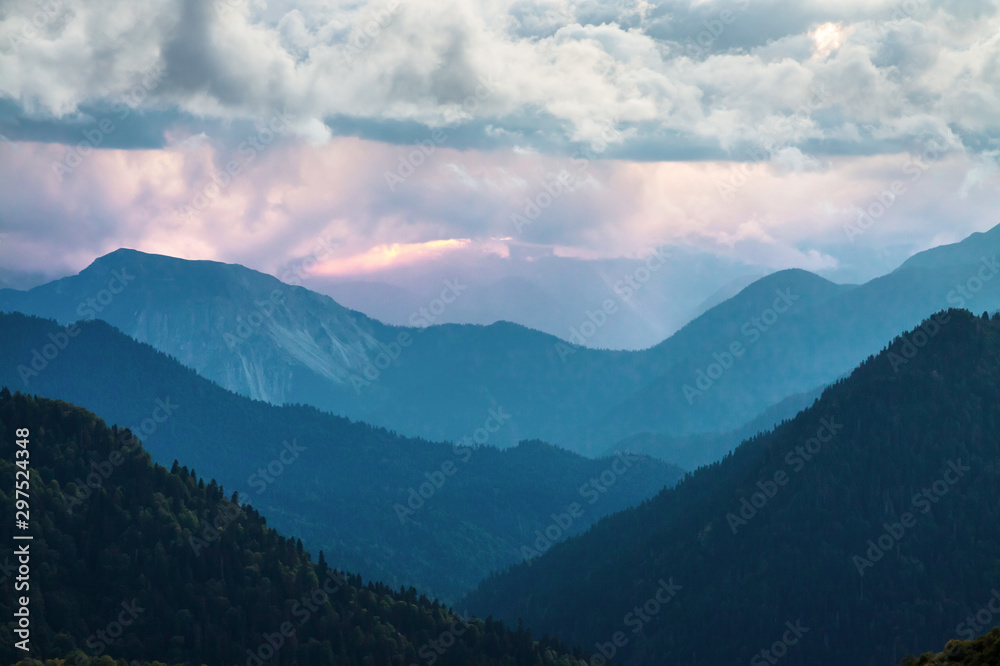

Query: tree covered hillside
left=0, top=390, right=591, bottom=666
left=900, top=627, right=1000, bottom=665
left=0, top=312, right=682, bottom=602
left=465, top=310, right=1000, bottom=665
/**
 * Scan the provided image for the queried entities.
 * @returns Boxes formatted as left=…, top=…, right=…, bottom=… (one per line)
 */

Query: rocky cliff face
left=0, top=249, right=394, bottom=413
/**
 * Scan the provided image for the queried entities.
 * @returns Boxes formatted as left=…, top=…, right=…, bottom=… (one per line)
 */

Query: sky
left=0, top=0, right=999, bottom=289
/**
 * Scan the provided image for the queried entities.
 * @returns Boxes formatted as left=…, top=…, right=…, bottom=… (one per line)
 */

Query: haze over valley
left=2, top=0, right=1000, bottom=663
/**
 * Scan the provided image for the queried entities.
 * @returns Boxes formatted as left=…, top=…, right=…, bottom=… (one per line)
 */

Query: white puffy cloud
left=0, top=0, right=997, bottom=158
left=1, top=0, right=999, bottom=289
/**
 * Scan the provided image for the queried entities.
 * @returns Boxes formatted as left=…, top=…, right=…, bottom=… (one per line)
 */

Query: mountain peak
left=746, top=267, right=840, bottom=291
left=897, top=222, right=1000, bottom=271
left=84, top=247, right=161, bottom=271
left=465, top=306, right=1000, bottom=665
left=84, top=248, right=232, bottom=276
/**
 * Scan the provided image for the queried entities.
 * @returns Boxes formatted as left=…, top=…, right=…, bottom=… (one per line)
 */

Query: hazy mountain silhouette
left=0, top=312, right=681, bottom=601
left=5, top=224, right=1000, bottom=466
left=464, top=309, right=1000, bottom=664
left=0, top=389, right=592, bottom=666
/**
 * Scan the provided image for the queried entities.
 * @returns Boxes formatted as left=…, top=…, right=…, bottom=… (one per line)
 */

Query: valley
left=2, top=3, right=997, bottom=661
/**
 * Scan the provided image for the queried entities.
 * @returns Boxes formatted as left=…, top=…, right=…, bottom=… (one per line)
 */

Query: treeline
left=900, top=627, right=1000, bottom=665
left=0, top=311, right=682, bottom=602
left=0, top=389, right=592, bottom=666
left=464, top=310, right=1000, bottom=664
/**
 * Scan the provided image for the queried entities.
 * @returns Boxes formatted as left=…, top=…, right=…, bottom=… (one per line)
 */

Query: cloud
left=311, top=238, right=478, bottom=275
left=2, top=0, right=999, bottom=288
left=1, top=127, right=998, bottom=285
left=0, top=0, right=997, bottom=160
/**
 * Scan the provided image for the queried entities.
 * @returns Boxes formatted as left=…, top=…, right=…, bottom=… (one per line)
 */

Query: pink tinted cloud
left=0, top=134, right=996, bottom=284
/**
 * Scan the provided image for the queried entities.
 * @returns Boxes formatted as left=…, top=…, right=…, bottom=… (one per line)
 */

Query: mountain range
left=8, top=308, right=1000, bottom=663
left=464, top=309, right=1000, bottom=665
left=6, top=224, right=1000, bottom=468
left=306, top=246, right=766, bottom=351
left=3, top=233, right=1000, bottom=663
left=0, top=311, right=680, bottom=602
left=0, top=389, right=591, bottom=666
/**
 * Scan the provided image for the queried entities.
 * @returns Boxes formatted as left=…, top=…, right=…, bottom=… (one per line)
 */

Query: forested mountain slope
left=0, top=312, right=682, bottom=602
left=0, top=390, right=591, bottom=666
left=465, top=309, right=1000, bottom=665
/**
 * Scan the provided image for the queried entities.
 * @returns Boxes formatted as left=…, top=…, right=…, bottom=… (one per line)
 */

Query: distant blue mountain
left=4, top=224, right=1000, bottom=467
left=0, top=312, right=682, bottom=602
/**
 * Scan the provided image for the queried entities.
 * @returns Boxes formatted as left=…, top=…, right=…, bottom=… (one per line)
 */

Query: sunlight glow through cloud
left=1, top=0, right=999, bottom=288
left=312, top=239, right=475, bottom=275
left=811, top=22, right=844, bottom=58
